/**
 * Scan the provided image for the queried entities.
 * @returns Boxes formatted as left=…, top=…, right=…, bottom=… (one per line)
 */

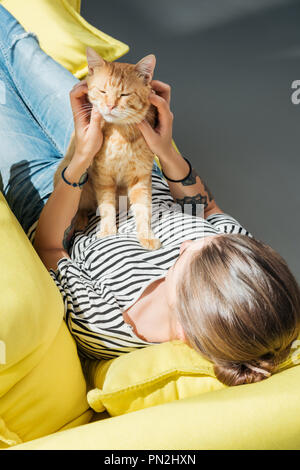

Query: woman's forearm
left=33, top=81, right=103, bottom=271
left=158, top=145, right=222, bottom=218
left=34, top=158, right=89, bottom=253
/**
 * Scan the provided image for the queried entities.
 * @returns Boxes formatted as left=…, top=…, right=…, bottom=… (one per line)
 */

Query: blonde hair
left=176, top=235, right=300, bottom=386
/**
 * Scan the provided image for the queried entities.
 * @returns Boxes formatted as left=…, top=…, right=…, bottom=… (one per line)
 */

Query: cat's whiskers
left=75, top=102, right=92, bottom=110
left=78, top=104, right=93, bottom=113
left=72, top=109, right=93, bottom=125
left=73, top=107, right=91, bottom=114
left=79, top=107, right=93, bottom=114
left=126, top=106, right=146, bottom=119
left=73, top=110, right=91, bottom=120
left=114, top=108, right=145, bottom=126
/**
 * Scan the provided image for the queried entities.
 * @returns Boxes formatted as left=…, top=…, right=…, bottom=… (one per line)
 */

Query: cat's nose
left=106, top=104, right=116, bottom=112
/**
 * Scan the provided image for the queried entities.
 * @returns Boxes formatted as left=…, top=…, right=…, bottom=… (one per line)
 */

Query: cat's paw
left=96, top=226, right=117, bottom=239
left=138, top=236, right=161, bottom=250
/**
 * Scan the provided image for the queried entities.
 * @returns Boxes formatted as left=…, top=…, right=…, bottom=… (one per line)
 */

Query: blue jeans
left=0, top=5, right=162, bottom=235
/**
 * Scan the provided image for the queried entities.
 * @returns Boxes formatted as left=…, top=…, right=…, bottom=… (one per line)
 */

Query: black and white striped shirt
left=41, top=173, right=250, bottom=360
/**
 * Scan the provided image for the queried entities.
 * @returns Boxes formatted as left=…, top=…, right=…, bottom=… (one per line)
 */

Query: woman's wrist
left=65, top=155, right=90, bottom=182
left=158, top=146, right=190, bottom=181
left=156, top=144, right=178, bottom=162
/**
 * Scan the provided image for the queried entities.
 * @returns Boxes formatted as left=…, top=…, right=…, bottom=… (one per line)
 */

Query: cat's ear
left=86, top=47, right=106, bottom=75
left=135, top=54, right=156, bottom=84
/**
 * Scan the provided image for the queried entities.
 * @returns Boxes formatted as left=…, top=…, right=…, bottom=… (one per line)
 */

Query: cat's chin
left=102, top=114, right=119, bottom=123
left=102, top=114, right=140, bottom=126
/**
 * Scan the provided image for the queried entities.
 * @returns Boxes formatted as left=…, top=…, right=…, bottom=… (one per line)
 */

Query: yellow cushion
left=11, top=364, right=300, bottom=450
left=66, top=0, right=81, bottom=12
left=0, top=418, right=22, bottom=448
left=1, top=0, right=129, bottom=78
left=277, top=338, right=300, bottom=372
left=0, top=193, right=91, bottom=447
left=86, top=335, right=300, bottom=418
left=86, top=341, right=226, bottom=416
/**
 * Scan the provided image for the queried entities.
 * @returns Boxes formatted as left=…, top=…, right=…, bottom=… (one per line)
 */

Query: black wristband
left=61, top=166, right=88, bottom=189
left=162, top=157, right=192, bottom=183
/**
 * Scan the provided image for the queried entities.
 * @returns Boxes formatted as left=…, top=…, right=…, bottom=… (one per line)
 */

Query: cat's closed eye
left=98, top=90, right=130, bottom=97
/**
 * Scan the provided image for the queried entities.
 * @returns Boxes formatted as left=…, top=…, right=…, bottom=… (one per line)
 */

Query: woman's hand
left=70, top=80, right=103, bottom=165
left=137, top=80, right=174, bottom=159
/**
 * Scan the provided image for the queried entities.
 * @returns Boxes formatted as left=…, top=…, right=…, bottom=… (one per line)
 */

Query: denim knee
left=10, top=30, right=40, bottom=50
left=0, top=5, right=39, bottom=67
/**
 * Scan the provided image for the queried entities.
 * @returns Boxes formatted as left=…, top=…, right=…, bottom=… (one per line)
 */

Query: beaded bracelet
left=162, top=157, right=192, bottom=183
left=61, top=166, right=88, bottom=189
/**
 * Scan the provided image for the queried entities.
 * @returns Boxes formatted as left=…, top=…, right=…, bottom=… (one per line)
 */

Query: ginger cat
left=54, top=47, right=161, bottom=250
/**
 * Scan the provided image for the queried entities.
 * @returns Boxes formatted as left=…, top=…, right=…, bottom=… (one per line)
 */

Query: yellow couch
left=1, top=0, right=300, bottom=451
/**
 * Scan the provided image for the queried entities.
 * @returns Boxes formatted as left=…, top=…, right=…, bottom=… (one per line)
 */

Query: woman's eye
left=99, top=90, right=106, bottom=94
left=121, top=93, right=130, bottom=97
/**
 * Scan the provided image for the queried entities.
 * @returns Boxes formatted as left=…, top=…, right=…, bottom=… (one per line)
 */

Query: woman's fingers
left=137, top=91, right=174, bottom=157
left=70, top=81, right=88, bottom=109
left=151, top=80, right=171, bottom=104
left=137, top=119, right=156, bottom=141
left=70, top=82, right=104, bottom=160
left=88, top=106, right=102, bottom=134
left=70, top=81, right=90, bottom=131
left=149, top=92, right=173, bottom=132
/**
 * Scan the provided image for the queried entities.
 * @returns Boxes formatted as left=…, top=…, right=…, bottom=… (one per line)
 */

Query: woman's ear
left=179, top=240, right=193, bottom=255
left=175, top=320, right=186, bottom=342
left=86, top=47, right=106, bottom=75
left=135, top=54, right=156, bottom=84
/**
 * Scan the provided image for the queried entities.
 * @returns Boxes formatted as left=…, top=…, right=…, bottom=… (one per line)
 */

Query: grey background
left=82, top=0, right=300, bottom=281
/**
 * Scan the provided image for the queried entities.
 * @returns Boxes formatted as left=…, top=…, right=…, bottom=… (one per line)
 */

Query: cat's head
left=86, top=47, right=156, bottom=125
